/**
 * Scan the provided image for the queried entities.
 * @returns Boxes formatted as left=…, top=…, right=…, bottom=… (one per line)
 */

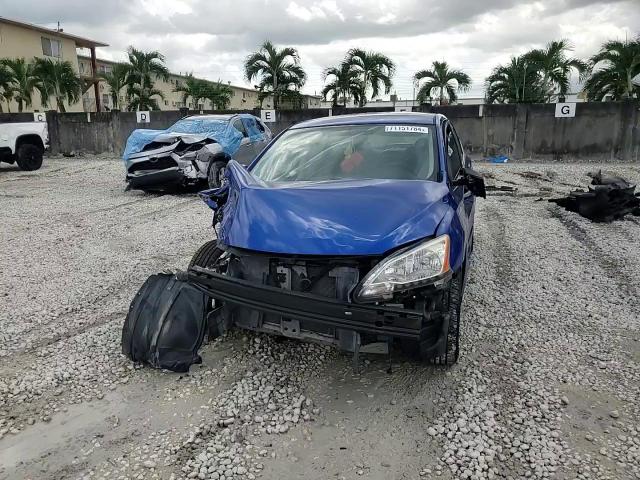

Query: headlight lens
left=355, top=235, right=450, bottom=301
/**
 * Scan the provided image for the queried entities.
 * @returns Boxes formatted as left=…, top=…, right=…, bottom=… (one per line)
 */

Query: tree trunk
left=440, top=87, right=444, bottom=105
left=18, top=99, right=23, bottom=112
left=273, top=71, right=278, bottom=110
left=57, top=97, right=66, bottom=113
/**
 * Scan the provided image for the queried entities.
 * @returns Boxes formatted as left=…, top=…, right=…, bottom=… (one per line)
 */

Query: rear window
left=252, top=124, right=438, bottom=182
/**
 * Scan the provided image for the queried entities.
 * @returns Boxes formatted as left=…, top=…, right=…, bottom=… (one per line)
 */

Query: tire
left=189, top=240, right=225, bottom=341
left=189, top=240, right=223, bottom=269
left=207, top=159, right=227, bottom=189
left=430, top=273, right=463, bottom=366
left=401, top=273, right=464, bottom=365
left=15, top=143, right=43, bottom=171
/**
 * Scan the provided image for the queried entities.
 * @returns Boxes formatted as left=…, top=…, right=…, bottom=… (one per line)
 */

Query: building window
left=102, top=93, right=110, bottom=107
left=79, top=62, right=85, bottom=74
left=164, top=100, right=168, bottom=106
left=41, top=37, right=62, bottom=58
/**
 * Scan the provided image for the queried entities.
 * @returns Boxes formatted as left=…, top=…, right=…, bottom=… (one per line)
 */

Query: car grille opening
left=128, top=156, right=178, bottom=174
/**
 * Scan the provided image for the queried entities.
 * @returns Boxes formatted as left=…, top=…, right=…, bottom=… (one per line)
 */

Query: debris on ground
left=549, top=170, right=640, bottom=222
left=515, top=171, right=548, bottom=181
left=122, top=272, right=209, bottom=372
left=488, top=155, right=509, bottom=164
left=486, top=185, right=517, bottom=193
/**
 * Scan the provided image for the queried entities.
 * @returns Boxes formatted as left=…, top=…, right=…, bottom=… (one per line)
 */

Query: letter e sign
left=555, top=103, right=576, bottom=118
left=260, top=109, right=276, bottom=123
left=136, top=111, right=151, bottom=123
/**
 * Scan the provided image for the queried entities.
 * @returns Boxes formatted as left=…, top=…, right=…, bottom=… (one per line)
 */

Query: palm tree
left=32, top=58, right=82, bottom=112
left=0, top=58, right=39, bottom=112
left=485, top=56, right=546, bottom=104
left=174, top=74, right=208, bottom=109
left=584, top=38, right=640, bottom=101
left=321, top=63, right=362, bottom=107
left=101, top=63, right=129, bottom=110
left=414, top=61, right=471, bottom=105
left=244, top=41, right=306, bottom=109
left=525, top=39, right=588, bottom=101
left=0, top=63, right=13, bottom=112
left=127, top=84, right=164, bottom=111
left=344, top=48, right=395, bottom=107
left=125, top=47, right=169, bottom=111
left=204, top=81, right=232, bottom=110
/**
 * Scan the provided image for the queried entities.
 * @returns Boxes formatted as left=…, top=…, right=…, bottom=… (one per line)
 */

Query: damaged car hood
left=204, top=161, right=451, bottom=256
left=122, top=117, right=246, bottom=160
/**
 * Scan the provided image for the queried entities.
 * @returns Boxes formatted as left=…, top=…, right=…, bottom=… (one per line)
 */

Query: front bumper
left=126, top=167, right=184, bottom=189
left=187, top=266, right=450, bottom=344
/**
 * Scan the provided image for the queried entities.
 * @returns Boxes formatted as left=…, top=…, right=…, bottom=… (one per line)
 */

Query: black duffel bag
left=122, top=272, right=209, bottom=372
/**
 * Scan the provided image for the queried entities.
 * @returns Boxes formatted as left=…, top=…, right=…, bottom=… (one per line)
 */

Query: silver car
left=123, top=114, right=272, bottom=191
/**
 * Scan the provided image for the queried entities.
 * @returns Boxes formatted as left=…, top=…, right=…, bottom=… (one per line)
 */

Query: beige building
left=78, top=55, right=325, bottom=112
left=0, top=16, right=107, bottom=112
left=78, top=55, right=275, bottom=112
left=2, top=16, right=322, bottom=113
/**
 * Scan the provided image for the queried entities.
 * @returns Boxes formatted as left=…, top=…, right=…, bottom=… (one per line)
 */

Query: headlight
left=355, top=235, right=450, bottom=301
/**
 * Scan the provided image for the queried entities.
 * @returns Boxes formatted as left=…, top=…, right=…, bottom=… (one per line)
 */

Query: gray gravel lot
left=0, top=157, right=639, bottom=480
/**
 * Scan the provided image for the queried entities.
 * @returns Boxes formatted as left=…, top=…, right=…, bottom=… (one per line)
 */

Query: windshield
left=168, top=118, right=228, bottom=134
left=251, top=124, right=439, bottom=182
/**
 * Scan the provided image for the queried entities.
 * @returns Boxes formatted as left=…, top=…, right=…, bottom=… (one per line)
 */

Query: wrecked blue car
left=122, top=114, right=271, bottom=190
left=124, top=113, right=485, bottom=370
left=183, top=113, right=485, bottom=365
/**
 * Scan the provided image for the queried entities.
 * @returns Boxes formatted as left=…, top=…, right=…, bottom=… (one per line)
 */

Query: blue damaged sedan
left=187, top=112, right=485, bottom=365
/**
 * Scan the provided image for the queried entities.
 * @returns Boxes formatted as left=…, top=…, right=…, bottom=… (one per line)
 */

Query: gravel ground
left=0, top=157, right=639, bottom=480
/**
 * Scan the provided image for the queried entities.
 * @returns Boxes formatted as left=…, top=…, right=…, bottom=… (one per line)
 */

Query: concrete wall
left=1, top=102, right=638, bottom=161
left=41, top=107, right=394, bottom=155
left=423, top=101, right=639, bottom=161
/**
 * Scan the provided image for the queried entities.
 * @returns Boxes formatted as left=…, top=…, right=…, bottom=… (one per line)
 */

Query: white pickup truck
left=0, top=122, right=49, bottom=171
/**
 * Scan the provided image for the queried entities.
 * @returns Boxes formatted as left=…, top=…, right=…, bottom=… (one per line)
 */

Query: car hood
left=203, top=161, right=450, bottom=256
left=122, top=123, right=243, bottom=160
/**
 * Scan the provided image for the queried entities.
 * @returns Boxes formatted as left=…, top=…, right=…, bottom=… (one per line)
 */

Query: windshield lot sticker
left=385, top=125, right=430, bottom=134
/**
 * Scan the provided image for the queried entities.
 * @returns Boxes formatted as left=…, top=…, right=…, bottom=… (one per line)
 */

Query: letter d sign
left=555, top=103, right=576, bottom=118
left=136, top=111, right=151, bottom=123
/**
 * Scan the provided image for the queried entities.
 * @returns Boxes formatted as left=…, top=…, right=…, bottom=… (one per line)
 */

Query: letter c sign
left=555, top=103, right=576, bottom=118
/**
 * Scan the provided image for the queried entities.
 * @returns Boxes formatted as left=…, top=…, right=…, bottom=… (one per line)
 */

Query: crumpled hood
left=205, top=161, right=450, bottom=256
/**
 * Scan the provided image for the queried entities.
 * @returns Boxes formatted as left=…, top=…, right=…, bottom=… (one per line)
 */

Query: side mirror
left=454, top=167, right=486, bottom=198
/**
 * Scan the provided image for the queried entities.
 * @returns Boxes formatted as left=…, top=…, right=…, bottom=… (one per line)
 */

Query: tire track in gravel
left=549, top=208, right=640, bottom=301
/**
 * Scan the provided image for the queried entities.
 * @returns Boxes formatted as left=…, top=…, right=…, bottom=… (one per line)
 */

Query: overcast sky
left=1, top=0, right=638, bottom=99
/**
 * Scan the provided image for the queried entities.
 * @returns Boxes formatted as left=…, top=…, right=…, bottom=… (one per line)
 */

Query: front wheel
left=15, top=144, right=43, bottom=171
left=430, top=274, right=463, bottom=365
left=401, top=274, right=463, bottom=366
left=207, top=160, right=227, bottom=189
left=189, top=240, right=223, bottom=270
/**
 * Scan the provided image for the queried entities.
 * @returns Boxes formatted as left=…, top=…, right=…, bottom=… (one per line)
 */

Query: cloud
left=0, top=0, right=637, bottom=99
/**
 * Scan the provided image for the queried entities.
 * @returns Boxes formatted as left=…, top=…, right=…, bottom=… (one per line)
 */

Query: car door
left=231, top=117, right=254, bottom=165
left=443, top=122, right=473, bottom=250
left=450, top=123, right=475, bottom=221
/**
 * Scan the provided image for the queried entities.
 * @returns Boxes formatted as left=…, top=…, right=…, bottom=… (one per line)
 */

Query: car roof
left=290, top=112, right=442, bottom=129
left=181, top=114, right=241, bottom=122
